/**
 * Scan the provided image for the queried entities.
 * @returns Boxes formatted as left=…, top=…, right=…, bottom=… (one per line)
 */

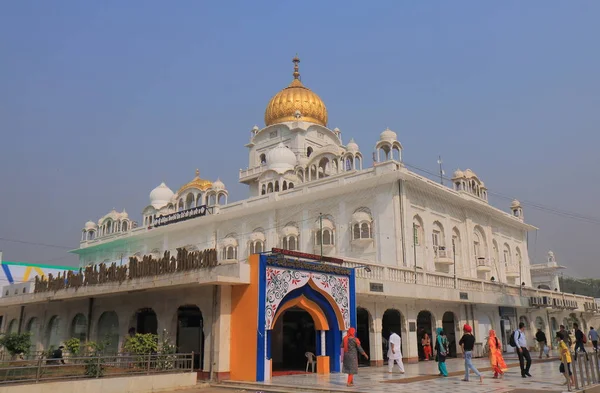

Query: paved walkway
left=237, top=356, right=569, bottom=393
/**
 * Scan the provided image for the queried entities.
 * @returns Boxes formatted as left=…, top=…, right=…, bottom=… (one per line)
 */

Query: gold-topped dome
left=264, top=56, right=328, bottom=127
left=178, top=169, right=212, bottom=194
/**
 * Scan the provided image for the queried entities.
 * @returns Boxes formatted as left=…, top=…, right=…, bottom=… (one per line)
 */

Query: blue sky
left=0, top=1, right=598, bottom=276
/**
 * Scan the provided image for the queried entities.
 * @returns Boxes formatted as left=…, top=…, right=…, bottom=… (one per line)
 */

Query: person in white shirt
left=387, top=331, right=405, bottom=373
left=514, top=322, right=532, bottom=378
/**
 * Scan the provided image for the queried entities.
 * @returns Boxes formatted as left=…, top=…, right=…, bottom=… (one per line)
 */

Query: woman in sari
left=488, top=329, right=507, bottom=378
left=342, top=327, right=369, bottom=387
left=435, top=327, right=448, bottom=377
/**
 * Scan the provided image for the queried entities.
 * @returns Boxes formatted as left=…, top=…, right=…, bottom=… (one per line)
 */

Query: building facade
left=0, top=57, right=597, bottom=380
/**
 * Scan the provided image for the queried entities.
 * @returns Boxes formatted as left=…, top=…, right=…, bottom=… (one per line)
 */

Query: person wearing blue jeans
left=458, top=324, right=483, bottom=383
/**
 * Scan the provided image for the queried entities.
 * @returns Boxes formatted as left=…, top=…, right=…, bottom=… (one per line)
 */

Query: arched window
left=315, top=229, right=334, bottom=246
left=260, top=153, right=267, bottom=165
left=351, top=208, right=373, bottom=242
left=7, top=319, right=18, bottom=334
left=431, top=221, right=445, bottom=255
left=249, top=240, right=264, bottom=255
left=282, top=181, right=288, bottom=191
left=261, top=184, right=266, bottom=195
left=218, top=193, right=227, bottom=205
left=289, top=183, right=294, bottom=189
left=267, top=183, right=274, bottom=193
left=178, top=198, right=184, bottom=211
left=121, top=221, right=128, bottom=232
left=106, top=220, right=112, bottom=234
left=274, top=181, right=280, bottom=192
left=185, top=193, right=194, bottom=210
left=221, top=245, right=238, bottom=260
left=503, top=243, right=511, bottom=266
left=307, top=147, right=313, bottom=157
left=282, top=235, right=298, bottom=251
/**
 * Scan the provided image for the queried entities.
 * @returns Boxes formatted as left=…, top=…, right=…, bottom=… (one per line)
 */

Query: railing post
left=190, top=351, right=194, bottom=372
left=35, top=357, right=43, bottom=383
left=96, top=355, right=101, bottom=378
left=584, top=352, right=592, bottom=385
left=147, top=352, right=151, bottom=374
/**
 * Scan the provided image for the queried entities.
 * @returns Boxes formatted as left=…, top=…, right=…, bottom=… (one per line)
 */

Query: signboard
left=34, top=248, right=217, bottom=293
left=499, top=307, right=516, bottom=317
left=459, top=292, right=469, bottom=300
left=370, top=283, right=384, bottom=292
left=270, top=248, right=344, bottom=264
left=153, top=206, right=211, bottom=227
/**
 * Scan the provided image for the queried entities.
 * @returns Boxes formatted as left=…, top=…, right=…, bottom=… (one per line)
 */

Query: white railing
left=433, top=247, right=449, bottom=259
left=343, top=260, right=594, bottom=307
left=239, top=165, right=266, bottom=180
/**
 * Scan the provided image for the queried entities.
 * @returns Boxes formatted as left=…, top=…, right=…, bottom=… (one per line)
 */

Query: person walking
left=573, top=323, right=587, bottom=360
left=342, top=327, right=368, bottom=387
left=515, top=322, right=532, bottom=378
left=557, top=331, right=575, bottom=386
left=459, top=324, right=483, bottom=383
left=488, top=330, right=507, bottom=379
left=535, top=328, right=549, bottom=359
left=387, top=330, right=404, bottom=374
left=559, top=325, right=573, bottom=349
left=588, top=326, right=599, bottom=352
left=422, top=331, right=432, bottom=361
left=435, top=328, right=448, bottom=377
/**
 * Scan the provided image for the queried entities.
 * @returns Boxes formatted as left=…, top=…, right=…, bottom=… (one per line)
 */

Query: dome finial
left=292, top=54, right=300, bottom=80
left=195, top=168, right=200, bottom=177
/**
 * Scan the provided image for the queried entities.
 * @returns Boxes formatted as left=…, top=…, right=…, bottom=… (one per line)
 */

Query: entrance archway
left=417, top=311, right=434, bottom=361
left=97, top=311, right=119, bottom=353
left=134, top=308, right=158, bottom=335
left=176, top=306, right=204, bottom=370
left=271, top=307, right=316, bottom=371
left=442, top=312, right=457, bottom=357
left=356, top=308, right=371, bottom=366
left=382, top=309, right=402, bottom=362
left=550, top=317, right=559, bottom=341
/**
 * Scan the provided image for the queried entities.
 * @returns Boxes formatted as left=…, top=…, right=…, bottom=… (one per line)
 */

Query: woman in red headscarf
left=342, top=327, right=369, bottom=387
left=488, top=329, right=507, bottom=378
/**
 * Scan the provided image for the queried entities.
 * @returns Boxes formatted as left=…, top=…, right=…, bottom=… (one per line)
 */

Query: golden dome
left=178, top=169, right=212, bottom=194
left=264, top=56, right=328, bottom=127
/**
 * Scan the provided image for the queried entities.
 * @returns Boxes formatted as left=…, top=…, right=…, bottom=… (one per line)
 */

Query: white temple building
left=0, top=56, right=596, bottom=379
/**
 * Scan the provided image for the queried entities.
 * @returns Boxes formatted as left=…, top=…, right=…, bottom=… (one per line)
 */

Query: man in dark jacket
left=535, top=328, right=549, bottom=359
left=574, top=323, right=587, bottom=360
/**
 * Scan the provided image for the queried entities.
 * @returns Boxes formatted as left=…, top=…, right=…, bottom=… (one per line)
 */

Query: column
left=317, top=330, right=329, bottom=374
left=213, top=285, right=232, bottom=379
left=370, top=309, right=384, bottom=367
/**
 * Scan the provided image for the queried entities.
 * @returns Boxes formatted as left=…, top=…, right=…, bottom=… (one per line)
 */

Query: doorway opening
left=417, top=311, right=434, bottom=361
left=271, top=307, right=316, bottom=371
left=356, top=308, right=371, bottom=366
left=382, top=309, right=402, bottom=363
left=442, top=312, right=457, bottom=357
left=176, top=306, right=204, bottom=370
left=135, top=308, right=158, bottom=335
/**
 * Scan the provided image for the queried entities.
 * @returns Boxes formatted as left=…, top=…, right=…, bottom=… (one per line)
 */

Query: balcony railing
left=239, top=165, right=266, bottom=180
left=341, top=259, right=595, bottom=309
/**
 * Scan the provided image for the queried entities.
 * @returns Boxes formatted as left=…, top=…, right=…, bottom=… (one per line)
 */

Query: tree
left=0, top=332, right=32, bottom=359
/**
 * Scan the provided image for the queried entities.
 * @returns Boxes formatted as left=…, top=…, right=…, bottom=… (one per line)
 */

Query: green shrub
left=64, top=337, right=81, bottom=357
left=0, top=333, right=32, bottom=358
left=124, top=333, right=158, bottom=355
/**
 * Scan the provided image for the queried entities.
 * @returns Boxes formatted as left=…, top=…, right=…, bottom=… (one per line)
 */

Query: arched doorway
left=134, top=308, right=158, bottom=335
left=550, top=317, right=559, bottom=342
left=356, top=308, right=371, bottom=366
left=70, top=314, right=87, bottom=342
left=45, top=316, right=61, bottom=350
left=271, top=307, right=316, bottom=371
left=417, top=311, right=434, bottom=361
left=382, top=309, right=402, bottom=362
left=442, top=312, right=457, bottom=357
left=97, top=311, right=120, bottom=354
left=25, top=318, right=40, bottom=352
left=176, top=306, right=204, bottom=370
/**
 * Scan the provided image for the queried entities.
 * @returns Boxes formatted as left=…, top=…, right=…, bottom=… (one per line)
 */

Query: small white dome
left=212, top=178, right=225, bottom=190
left=346, top=138, right=359, bottom=153
left=150, top=182, right=175, bottom=208
left=464, top=169, right=477, bottom=179
left=380, top=128, right=397, bottom=142
left=511, top=199, right=521, bottom=208
left=84, top=221, right=97, bottom=230
left=252, top=125, right=259, bottom=131
left=452, top=169, right=464, bottom=179
left=120, top=210, right=129, bottom=219
left=267, top=143, right=296, bottom=173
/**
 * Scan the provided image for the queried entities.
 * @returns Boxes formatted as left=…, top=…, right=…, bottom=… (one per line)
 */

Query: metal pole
left=413, top=223, right=418, bottom=284
left=438, top=156, right=444, bottom=185
left=319, top=213, right=323, bottom=261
